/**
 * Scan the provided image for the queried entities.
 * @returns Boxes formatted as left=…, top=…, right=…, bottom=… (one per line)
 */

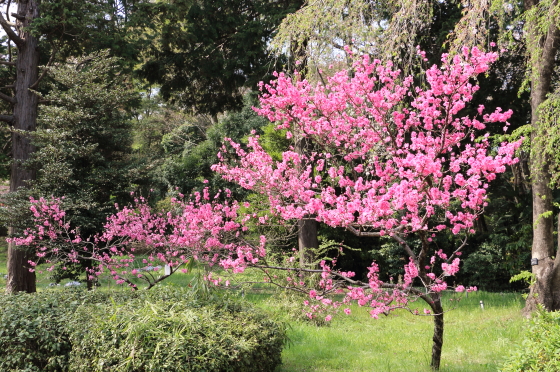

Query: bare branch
left=380, top=283, right=433, bottom=306
left=447, top=237, right=468, bottom=263
left=390, top=233, right=417, bottom=262
left=0, top=91, right=15, bottom=104
left=30, top=47, right=57, bottom=90
left=0, top=12, right=23, bottom=47
left=1, top=85, right=14, bottom=89
left=144, top=266, right=180, bottom=290
left=0, top=115, right=14, bottom=123
left=346, top=225, right=381, bottom=237
left=10, top=12, right=25, bottom=21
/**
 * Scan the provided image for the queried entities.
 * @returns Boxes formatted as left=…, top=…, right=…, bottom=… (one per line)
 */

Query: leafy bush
left=501, top=308, right=560, bottom=372
left=0, top=290, right=115, bottom=371
left=0, top=288, right=287, bottom=372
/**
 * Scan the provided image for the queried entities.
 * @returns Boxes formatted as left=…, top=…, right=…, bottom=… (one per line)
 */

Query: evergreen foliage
left=502, top=308, right=560, bottom=371
left=158, top=93, right=270, bottom=196
left=30, top=51, right=138, bottom=237
left=137, top=0, right=302, bottom=115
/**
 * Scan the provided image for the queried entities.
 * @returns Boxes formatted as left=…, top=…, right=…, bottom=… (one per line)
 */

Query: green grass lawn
left=0, top=241, right=526, bottom=371
left=272, top=291, right=524, bottom=372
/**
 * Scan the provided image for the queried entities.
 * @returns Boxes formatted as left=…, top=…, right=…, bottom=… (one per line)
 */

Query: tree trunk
left=294, top=132, right=318, bottom=267
left=5, top=0, right=40, bottom=294
left=289, top=37, right=318, bottom=267
left=523, top=0, right=560, bottom=314
left=298, top=218, right=318, bottom=267
left=430, top=294, right=444, bottom=370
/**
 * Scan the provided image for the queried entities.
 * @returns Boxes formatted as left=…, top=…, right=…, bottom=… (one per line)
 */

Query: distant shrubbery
left=0, top=288, right=287, bottom=372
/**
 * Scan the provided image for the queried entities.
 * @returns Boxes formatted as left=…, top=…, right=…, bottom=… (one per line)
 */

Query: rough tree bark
left=430, top=295, right=444, bottom=370
left=523, top=0, right=560, bottom=315
left=0, top=0, right=40, bottom=293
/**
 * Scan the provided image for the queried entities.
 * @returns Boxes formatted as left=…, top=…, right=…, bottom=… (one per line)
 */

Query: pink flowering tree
left=12, top=46, right=521, bottom=370
left=210, top=46, right=521, bottom=369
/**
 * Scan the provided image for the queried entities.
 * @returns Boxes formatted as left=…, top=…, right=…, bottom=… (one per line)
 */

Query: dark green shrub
left=0, top=290, right=115, bottom=372
left=0, top=288, right=287, bottom=372
left=501, top=308, right=560, bottom=372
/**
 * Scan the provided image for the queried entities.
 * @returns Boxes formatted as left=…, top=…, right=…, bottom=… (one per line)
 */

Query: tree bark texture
left=523, top=0, right=560, bottom=314
left=298, top=218, right=319, bottom=266
left=430, top=295, right=444, bottom=370
left=290, top=37, right=319, bottom=267
left=295, top=133, right=319, bottom=267
left=5, top=0, right=40, bottom=293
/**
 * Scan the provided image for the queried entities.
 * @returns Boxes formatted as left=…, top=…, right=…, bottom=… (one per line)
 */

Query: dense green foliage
left=501, top=309, right=560, bottom=371
left=137, top=0, right=303, bottom=115
left=0, top=288, right=287, bottom=372
left=156, top=93, right=271, bottom=196
left=30, top=52, right=138, bottom=236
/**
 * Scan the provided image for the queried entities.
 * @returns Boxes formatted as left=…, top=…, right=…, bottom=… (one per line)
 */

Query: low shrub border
left=0, top=288, right=287, bottom=372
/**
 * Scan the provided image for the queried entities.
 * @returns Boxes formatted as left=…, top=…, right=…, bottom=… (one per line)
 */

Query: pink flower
left=441, top=258, right=461, bottom=276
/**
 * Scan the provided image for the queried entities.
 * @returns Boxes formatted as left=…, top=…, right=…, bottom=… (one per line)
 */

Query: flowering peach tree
left=11, top=47, right=520, bottom=370
left=211, top=46, right=520, bottom=369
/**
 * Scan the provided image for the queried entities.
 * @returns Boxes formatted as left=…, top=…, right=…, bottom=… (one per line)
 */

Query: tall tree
left=454, top=0, right=560, bottom=312
left=29, top=52, right=137, bottom=288
left=0, top=0, right=41, bottom=293
left=522, top=0, right=560, bottom=314
left=0, top=0, right=146, bottom=293
left=137, top=0, right=303, bottom=117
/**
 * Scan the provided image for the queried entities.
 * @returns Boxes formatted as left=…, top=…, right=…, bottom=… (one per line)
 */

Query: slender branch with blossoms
left=10, top=190, right=267, bottom=290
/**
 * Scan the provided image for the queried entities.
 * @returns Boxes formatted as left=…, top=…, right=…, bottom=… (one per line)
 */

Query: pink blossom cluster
left=12, top=47, right=513, bottom=322
left=11, top=191, right=267, bottom=288
left=211, top=47, right=516, bottom=318
left=212, top=47, right=521, bottom=237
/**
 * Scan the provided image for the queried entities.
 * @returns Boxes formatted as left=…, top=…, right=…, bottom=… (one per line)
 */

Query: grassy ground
left=0, top=241, right=526, bottom=371
left=273, top=291, right=524, bottom=372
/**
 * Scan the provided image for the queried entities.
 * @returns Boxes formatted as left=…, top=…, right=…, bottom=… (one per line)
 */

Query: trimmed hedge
left=0, top=288, right=287, bottom=372
left=501, top=309, right=560, bottom=372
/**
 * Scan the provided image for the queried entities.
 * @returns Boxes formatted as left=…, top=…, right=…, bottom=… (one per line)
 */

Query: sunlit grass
left=272, top=291, right=524, bottom=372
